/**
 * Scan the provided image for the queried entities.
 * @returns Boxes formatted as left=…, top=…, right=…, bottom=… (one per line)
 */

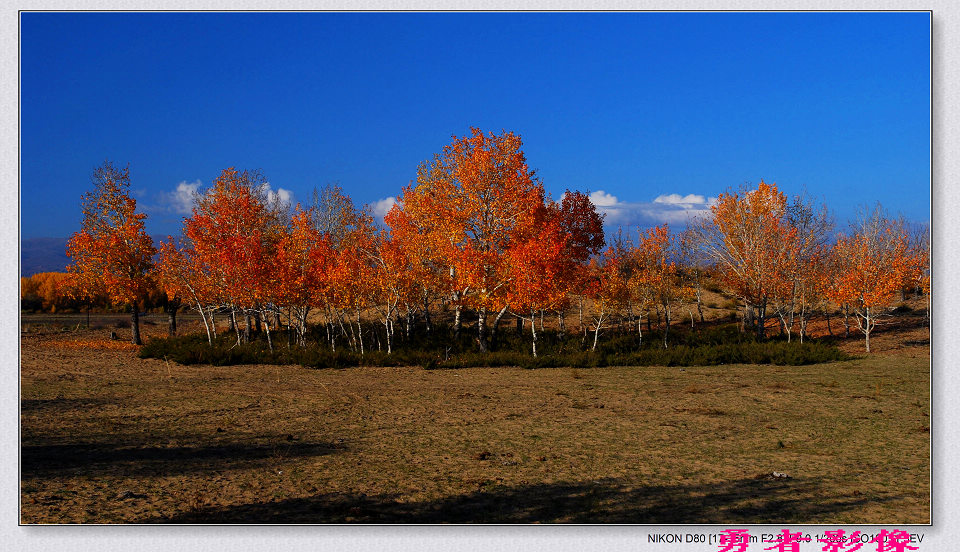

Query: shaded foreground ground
left=20, top=323, right=929, bottom=524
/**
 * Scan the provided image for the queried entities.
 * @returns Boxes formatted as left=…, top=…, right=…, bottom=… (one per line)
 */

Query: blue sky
left=20, top=11, right=930, bottom=240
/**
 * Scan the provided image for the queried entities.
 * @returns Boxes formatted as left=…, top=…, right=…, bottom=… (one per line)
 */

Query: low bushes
left=140, top=324, right=850, bottom=369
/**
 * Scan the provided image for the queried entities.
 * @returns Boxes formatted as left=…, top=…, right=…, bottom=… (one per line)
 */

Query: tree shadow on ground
left=21, top=398, right=111, bottom=412
left=145, top=475, right=902, bottom=524
left=21, top=440, right=344, bottom=478
left=870, top=313, right=929, bottom=334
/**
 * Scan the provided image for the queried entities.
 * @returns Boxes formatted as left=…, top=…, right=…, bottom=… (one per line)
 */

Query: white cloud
left=258, top=183, right=294, bottom=209
left=370, top=196, right=397, bottom=219
left=587, top=189, right=717, bottom=229
left=161, top=180, right=202, bottom=215
left=154, top=180, right=294, bottom=216
left=653, top=194, right=707, bottom=207
left=588, top=190, right=620, bottom=207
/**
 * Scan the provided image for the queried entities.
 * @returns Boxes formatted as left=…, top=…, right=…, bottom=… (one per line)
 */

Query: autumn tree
left=32, top=273, right=60, bottom=311
left=180, top=167, right=285, bottom=349
left=308, top=184, right=379, bottom=352
left=20, top=275, right=42, bottom=311
left=273, top=207, right=334, bottom=346
left=555, top=191, right=606, bottom=261
left=550, top=190, right=606, bottom=333
left=905, top=221, right=930, bottom=319
left=505, top=213, right=569, bottom=356
left=384, top=203, right=443, bottom=336
left=678, top=227, right=709, bottom=325
left=329, top=222, right=377, bottom=354
left=388, top=128, right=545, bottom=352
left=156, top=237, right=216, bottom=343
left=311, top=184, right=369, bottom=251
left=66, top=161, right=156, bottom=344
left=366, top=231, right=423, bottom=354
left=585, top=239, right=634, bottom=351
left=771, top=192, right=833, bottom=342
left=21, top=272, right=77, bottom=313
left=632, top=225, right=693, bottom=348
left=497, top=192, right=606, bottom=355
left=693, top=180, right=795, bottom=339
left=827, top=205, right=912, bottom=352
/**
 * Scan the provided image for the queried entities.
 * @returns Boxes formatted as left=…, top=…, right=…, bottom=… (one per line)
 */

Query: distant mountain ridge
left=20, top=235, right=171, bottom=277
left=20, top=237, right=70, bottom=277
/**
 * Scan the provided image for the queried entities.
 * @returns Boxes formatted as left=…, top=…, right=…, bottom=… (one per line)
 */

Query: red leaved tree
left=506, top=213, right=569, bottom=356
left=181, top=168, right=285, bottom=349
left=273, top=206, right=334, bottom=346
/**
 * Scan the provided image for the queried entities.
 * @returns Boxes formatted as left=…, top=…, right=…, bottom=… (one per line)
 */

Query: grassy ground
left=20, top=315, right=929, bottom=524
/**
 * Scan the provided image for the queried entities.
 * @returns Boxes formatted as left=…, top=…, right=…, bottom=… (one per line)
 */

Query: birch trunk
left=530, top=309, right=538, bottom=357
left=477, top=307, right=489, bottom=353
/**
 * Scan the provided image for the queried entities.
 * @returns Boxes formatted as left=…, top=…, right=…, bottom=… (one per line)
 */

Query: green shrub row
left=139, top=329, right=849, bottom=368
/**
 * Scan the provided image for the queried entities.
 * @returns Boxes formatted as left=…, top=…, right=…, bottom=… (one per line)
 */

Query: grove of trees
left=53, top=129, right=929, bottom=354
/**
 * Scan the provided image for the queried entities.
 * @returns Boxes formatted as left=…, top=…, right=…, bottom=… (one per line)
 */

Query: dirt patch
left=19, top=321, right=929, bottom=524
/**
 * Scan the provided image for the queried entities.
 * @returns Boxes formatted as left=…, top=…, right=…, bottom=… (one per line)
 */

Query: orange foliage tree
left=273, top=207, right=334, bottom=347
left=156, top=237, right=215, bottom=342
left=21, top=272, right=77, bottom=313
left=504, top=193, right=605, bottom=355
left=827, top=205, right=913, bottom=352
left=906, top=222, right=930, bottom=318
left=384, top=194, right=444, bottom=338
left=310, top=184, right=377, bottom=353
left=632, top=225, right=693, bottom=348
left=66, top=161, right=156, bottom=344
left=180, top=168, right=286, bottom=349
left=327, top=218, right=377, bottom=355
left=694, top=180, right=795, bottom=339
left=771, top=194, right=833, bottom=342
left=20, top=275, right=41, bottom=311
left=388, top=128, right=545, bottom=352
left=505, top=213, right=570, bottom=356
left=367, top=232, right=422, bottom=354
left=585, top=240, right=634, bottom=351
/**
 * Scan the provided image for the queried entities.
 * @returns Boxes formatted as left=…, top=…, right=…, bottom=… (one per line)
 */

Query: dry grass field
left=20, top=310, right=929, bottom=524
